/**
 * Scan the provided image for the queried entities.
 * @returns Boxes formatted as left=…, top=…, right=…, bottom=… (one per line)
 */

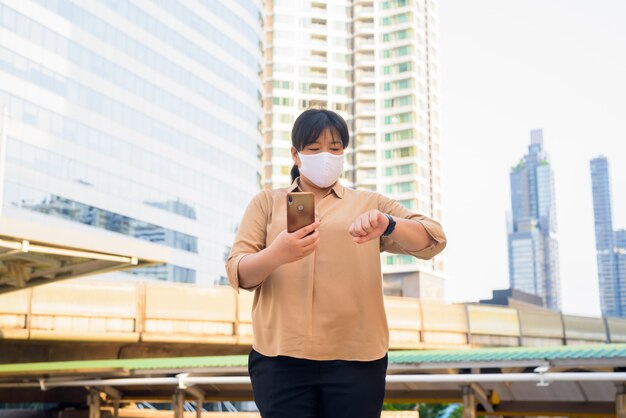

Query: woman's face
left=291, top=128, right=343, bottom=165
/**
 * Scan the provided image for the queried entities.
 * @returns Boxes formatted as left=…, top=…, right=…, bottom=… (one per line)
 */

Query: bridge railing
left=0, top=280, right=624, bottom=349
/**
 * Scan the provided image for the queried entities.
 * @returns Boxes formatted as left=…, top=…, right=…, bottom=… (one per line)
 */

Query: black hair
left=290, top=109, right=350, bottom=182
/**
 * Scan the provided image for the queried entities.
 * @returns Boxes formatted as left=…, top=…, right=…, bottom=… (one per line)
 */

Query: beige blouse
left=226, top=178, right=446, bottom=361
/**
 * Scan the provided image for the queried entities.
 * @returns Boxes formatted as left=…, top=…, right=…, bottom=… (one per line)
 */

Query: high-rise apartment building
left=263, top=0, right=444, bottom=299
left=590, top=156, right=626, bottom=317
left=0, top=1, right=263, bottom=285
left=507, top=129, right=561, bottom=310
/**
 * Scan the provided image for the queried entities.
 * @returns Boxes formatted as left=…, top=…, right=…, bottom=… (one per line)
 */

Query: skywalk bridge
left=1, top=279, right=625, bottom=365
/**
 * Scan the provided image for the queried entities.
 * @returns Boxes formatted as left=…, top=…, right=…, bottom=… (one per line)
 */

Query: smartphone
left=287, top=192, right=315, bottom=233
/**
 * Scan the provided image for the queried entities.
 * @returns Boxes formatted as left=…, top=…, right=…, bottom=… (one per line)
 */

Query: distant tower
left=507, top=129, right=561, bottom=310
left=590, top=156, right=626, bottom=316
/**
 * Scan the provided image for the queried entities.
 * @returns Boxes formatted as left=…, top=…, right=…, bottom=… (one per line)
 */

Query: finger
left=294, top=221, right=321, bottom=238
left=353, top=232, right=377, bottom=244
left=348, top=222, right=356, bottom=236
left=301, top=237, right=320, bottom=253
left=362, top=214, right=374, bottom=233
left=359, top=213, right=372, bottom=236
left=299, top=230, right=319, bottom=246
left=302, top=236, right=319, bottom=250
left=369, top=210, right=379, bottom=229
left=356, top=216, right=368, bottom=236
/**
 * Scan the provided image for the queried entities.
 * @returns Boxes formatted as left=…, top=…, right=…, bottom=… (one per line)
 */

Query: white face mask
left=297, top=152, right=344, bottom=188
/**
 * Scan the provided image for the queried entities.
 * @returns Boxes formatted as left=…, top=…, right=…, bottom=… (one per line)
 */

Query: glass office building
left=0, top=1, right=263, bottom=285
left=617, top=230, right=626, bottom=316
left=263, top=0, right=445, bottom=300
left=507, top=129, right=561, bottom=310
left=590, top=156, right=626, bottom=317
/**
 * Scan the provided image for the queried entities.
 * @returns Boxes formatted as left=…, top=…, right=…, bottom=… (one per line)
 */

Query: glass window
left=384, top=112, right=414, bottom=124
left=274, top=14, right=294, bottom=23
left=383, top=95, right=414, bottom=108
left=0, top=5, right=17, bottom=30
left=273, top=97, right=293, bottom=106
left=384, top=147, right=415, bottom=159
left=382, top=29, right=411, bottom=42
left=382, top=0, right=410, bottom=10
left=273, top=80, right=293, bottom=89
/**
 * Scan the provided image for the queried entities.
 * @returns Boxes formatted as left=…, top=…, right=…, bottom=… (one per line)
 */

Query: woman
left=226, top=109, right=446, bottom=418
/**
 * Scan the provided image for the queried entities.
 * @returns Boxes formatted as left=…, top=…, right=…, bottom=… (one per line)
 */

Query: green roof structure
left=2, top=343, right=626, bottom=416
left=2, top=343, right=626, bottom=376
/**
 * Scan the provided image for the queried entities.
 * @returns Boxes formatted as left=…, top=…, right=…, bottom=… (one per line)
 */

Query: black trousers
left=248, top=348, right=388, bottom=418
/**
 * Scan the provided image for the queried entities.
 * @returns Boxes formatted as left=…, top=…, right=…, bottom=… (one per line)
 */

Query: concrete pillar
left=617, top=385, right=626, bottom=418
left=87, top=389, right=101, bottom=418
left=195, top=399, right=203, bottom=418
left=112, top=398, right=119, bottom=418
left=462, top=385, right=476, bottom=418
left=172, top=389, right=185, bottom=418
left=184, top=385, right=205, bottom=418
left=102, top=387, right=121, bottom=418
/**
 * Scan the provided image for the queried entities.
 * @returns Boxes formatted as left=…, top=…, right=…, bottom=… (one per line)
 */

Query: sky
left=438, top=0, right=626, bottom=316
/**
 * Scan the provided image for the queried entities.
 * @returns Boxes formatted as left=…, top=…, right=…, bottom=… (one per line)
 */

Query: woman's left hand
left=349, top=209, right=390, bottom=244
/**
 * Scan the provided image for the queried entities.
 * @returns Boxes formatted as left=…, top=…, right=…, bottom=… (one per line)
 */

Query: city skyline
left=1, top=0, right=625, bottom=317
left=440, top=0, right=626, bottom=316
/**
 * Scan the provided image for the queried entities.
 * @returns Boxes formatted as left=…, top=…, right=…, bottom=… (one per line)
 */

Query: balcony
left=356, top=150, right=377, bottom=165
left=356, top=134, right=376, bottom=145
left=354, top=5, right=375, bottom=18
left=356, top=52, right=375, bottom=61
left=354, top=21, right=375, bottom=35
left=355, top=86, right=376, bottom=100
left=355, top=119, right=377, bottom=135
left=301, top=67, right=328, bottom=79
left=354, top=38, right=375, bottom=51
left=356, top=102, right=376, bottom=112
left=355, top=69, right=375, bottom=81
left=302, top=54, right=327, bottom=63
left=309, top=37, right=327, bottom=48
left=355, top=134, right=378, bottom=151
left=305, top=87, right=328, bottom=95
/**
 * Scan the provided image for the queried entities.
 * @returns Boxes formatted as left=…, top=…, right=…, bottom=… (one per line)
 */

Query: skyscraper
left=0, top=1, right=263, bottom=285
left=507, top=129, right=561, bottom=310
left=590, top=156, right=626, bottom=317
left=616, top=230, right=626, bottom=314
left=263, top=0, right=444, bottom=299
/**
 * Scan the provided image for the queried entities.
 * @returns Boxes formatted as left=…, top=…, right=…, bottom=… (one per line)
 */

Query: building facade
left=263, top=0, right=445, bottom=299
left=507, top=129, right=561, bottom=310
left=0, top=0, right=263, bottom=285
left=590, top=156, right=626, bottom=317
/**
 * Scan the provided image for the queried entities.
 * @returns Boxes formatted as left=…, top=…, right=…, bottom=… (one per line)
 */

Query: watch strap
left=382, top=214, right=396, bottom=237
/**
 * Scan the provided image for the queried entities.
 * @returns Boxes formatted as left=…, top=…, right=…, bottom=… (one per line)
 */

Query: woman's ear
left=291, top=146, right=300, bottom=167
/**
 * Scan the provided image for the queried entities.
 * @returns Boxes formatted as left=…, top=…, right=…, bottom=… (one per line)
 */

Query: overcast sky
left=438, top=0, right=626, bottom=315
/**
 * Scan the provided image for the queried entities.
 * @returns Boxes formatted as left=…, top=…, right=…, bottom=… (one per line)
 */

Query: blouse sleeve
left=225, top=191, right=270, bottom=293
left=377, top=193, right=447, bottom=260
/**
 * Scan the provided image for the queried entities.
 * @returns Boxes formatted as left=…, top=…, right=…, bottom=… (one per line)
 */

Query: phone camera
left=288, top=196, right=293, bottom=205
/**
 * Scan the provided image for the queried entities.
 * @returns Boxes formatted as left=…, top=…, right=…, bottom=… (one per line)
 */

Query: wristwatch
left=382, top=214, right=396, bottom=237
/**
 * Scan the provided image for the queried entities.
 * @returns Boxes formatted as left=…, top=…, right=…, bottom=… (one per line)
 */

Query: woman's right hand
left=269, top=221, right=321, bottom=265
